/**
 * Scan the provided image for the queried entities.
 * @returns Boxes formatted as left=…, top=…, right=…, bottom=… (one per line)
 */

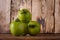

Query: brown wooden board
left=55, top=0, right=60, bottom=33
left=0, top=0, right=11, bottom=33
left=11, top=0, right=21, bottom=22
left=0, top=33, right=60, bottom=40
left=41, top=0, right=55, bottom=33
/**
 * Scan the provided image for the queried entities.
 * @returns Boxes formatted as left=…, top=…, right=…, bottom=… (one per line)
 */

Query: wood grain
left=32, top=0, right=41, bottom=21
left=11, top=0, right=21, bottom=22
left=55, top=0, right=60, bottom=33
left=26, top=0, right=32, bottom=12
left=0, top=0, right=11, bottom=33
left=0, top=34, right=60, bottom=40
left=41, top=0, right=55, bottom=33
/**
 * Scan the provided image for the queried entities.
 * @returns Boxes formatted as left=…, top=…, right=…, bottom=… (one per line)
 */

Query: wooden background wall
left=0, top=0, right=60, bottom=33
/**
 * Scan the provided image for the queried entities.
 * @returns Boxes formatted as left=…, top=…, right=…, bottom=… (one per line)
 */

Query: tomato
left=28, top=21, right=40, bottom=36
left=17, top=9, right=32, bottom=23
left=10, top=21, right=27, bottom=36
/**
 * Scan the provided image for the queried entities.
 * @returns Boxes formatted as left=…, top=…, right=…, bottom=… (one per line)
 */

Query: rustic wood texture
left=0, top=34, right=60, bottom=40
left=26, top=0, right=32, bottom=12
left=32, top=0, right=54, bottom=33
left=41, top=0, right=55, bottom=33
left=11, top=0, right=21, bottom=22
left=55, top=0, right=60, bottom=33
left=0, top=0, right=11, bottom=33
left=32, top=0, right=41, bottom=21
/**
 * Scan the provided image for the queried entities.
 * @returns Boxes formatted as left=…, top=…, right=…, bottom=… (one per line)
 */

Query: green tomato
left=17, top=9, right=32, bottom=23
left=10, top=21, right=27, bottom=36
left=28, top=21, right=40, bottom=36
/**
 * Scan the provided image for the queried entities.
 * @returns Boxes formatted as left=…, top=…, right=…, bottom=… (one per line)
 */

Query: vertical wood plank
left=11, top=0, right=21, bottom=21
left=32, top=0, right=41, bottom=21
left=41, top=0, right=54, bottom=33
left=20, top=0, right=27, bottom=9
left=32, top=0, right=54, bottom=33
left=0, top=0, right=11, bottom=33
left=55, top=0, right=60, bottom=33
left=26, top=0, right=32, bottom=12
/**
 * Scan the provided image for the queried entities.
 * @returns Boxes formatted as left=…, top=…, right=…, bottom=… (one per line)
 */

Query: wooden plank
left=55, top=0, right=60, bottom=33
left=0, top=34, right=60, bottom=40
left=26, top=0, right=32, bottom=12
left=0, top=0, right=11, bottom=33
left=41, top=0, right=54, bottom=33
left=32, top=0, right=41, bottom=21
left=11, top=0, right=21, bottom=21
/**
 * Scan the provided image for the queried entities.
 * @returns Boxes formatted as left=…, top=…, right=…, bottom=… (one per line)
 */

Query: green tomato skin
left=10, top=21, right=27, bottom=36
left=14, top=18, right=20, bottom=22
left=28, top=21, right=40, bottom=36
left=17, top=9, right=32, bottom=23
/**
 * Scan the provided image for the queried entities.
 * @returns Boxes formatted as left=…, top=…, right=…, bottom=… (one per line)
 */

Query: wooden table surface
left=0, top=33, right=60, bottom=40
